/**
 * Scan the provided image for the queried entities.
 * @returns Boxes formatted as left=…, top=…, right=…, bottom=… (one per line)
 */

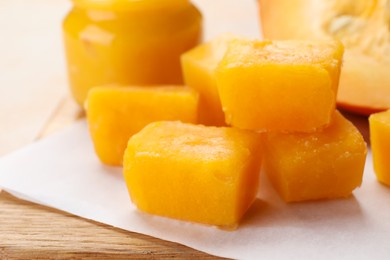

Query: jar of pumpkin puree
left=63, top=0, right=202, bottom=105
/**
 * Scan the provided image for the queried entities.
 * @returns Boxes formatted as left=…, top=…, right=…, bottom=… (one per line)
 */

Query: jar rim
left=72, top=0, right=190, bottom=11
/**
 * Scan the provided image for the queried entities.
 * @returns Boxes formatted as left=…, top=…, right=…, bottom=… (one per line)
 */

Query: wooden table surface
left=0, top=96, right=223, bottom=259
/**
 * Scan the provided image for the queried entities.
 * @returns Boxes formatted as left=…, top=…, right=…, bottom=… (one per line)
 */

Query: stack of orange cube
left=216, top=38, right=367, bottom=202
left=86, top=35, right=368, bottom=228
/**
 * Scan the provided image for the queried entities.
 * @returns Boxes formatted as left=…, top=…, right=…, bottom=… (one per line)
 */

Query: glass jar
left=63, top=0, right=202, bottom=105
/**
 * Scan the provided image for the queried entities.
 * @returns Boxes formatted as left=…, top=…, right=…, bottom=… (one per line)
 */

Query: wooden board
left=0, top=192, right=222, bottom=259
left=0, top=96, right=225, bottom=259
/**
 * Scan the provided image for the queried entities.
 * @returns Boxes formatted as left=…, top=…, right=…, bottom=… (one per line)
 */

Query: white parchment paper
left=1, top=120, right=390, bottom=260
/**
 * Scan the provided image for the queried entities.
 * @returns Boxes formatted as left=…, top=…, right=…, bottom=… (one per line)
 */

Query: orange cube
left=181, top=34, right=238, bottom=126
left=217, top=39, right=344, bottom=132
left=369, top=110, right=390, bottom=186
left=263, top=112, right=367, bottom=202
left=86, top=86, right=198, bottom=166
left=123, top=121, right=263, bottom=228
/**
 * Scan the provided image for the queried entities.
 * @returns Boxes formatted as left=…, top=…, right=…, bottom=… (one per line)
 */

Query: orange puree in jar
left=63, top=0, right=202, bottom=105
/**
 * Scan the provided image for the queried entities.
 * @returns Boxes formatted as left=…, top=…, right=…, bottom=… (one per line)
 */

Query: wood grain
left=0, top=192, right=221, bottom=259
left=0, top=96, right=225, bottom=259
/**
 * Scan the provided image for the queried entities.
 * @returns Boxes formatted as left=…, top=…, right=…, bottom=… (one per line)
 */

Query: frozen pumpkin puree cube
left=217, top=39, right=344, bottom=132
left=263, top=112, right=367, bottom=202
left=123, top=121, right=263, bottom=228
left=86, top=86, right=198, bottom=166
left=181, top=34, right=238, bottom=126
left=369, top=110, right=390, bottom=186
